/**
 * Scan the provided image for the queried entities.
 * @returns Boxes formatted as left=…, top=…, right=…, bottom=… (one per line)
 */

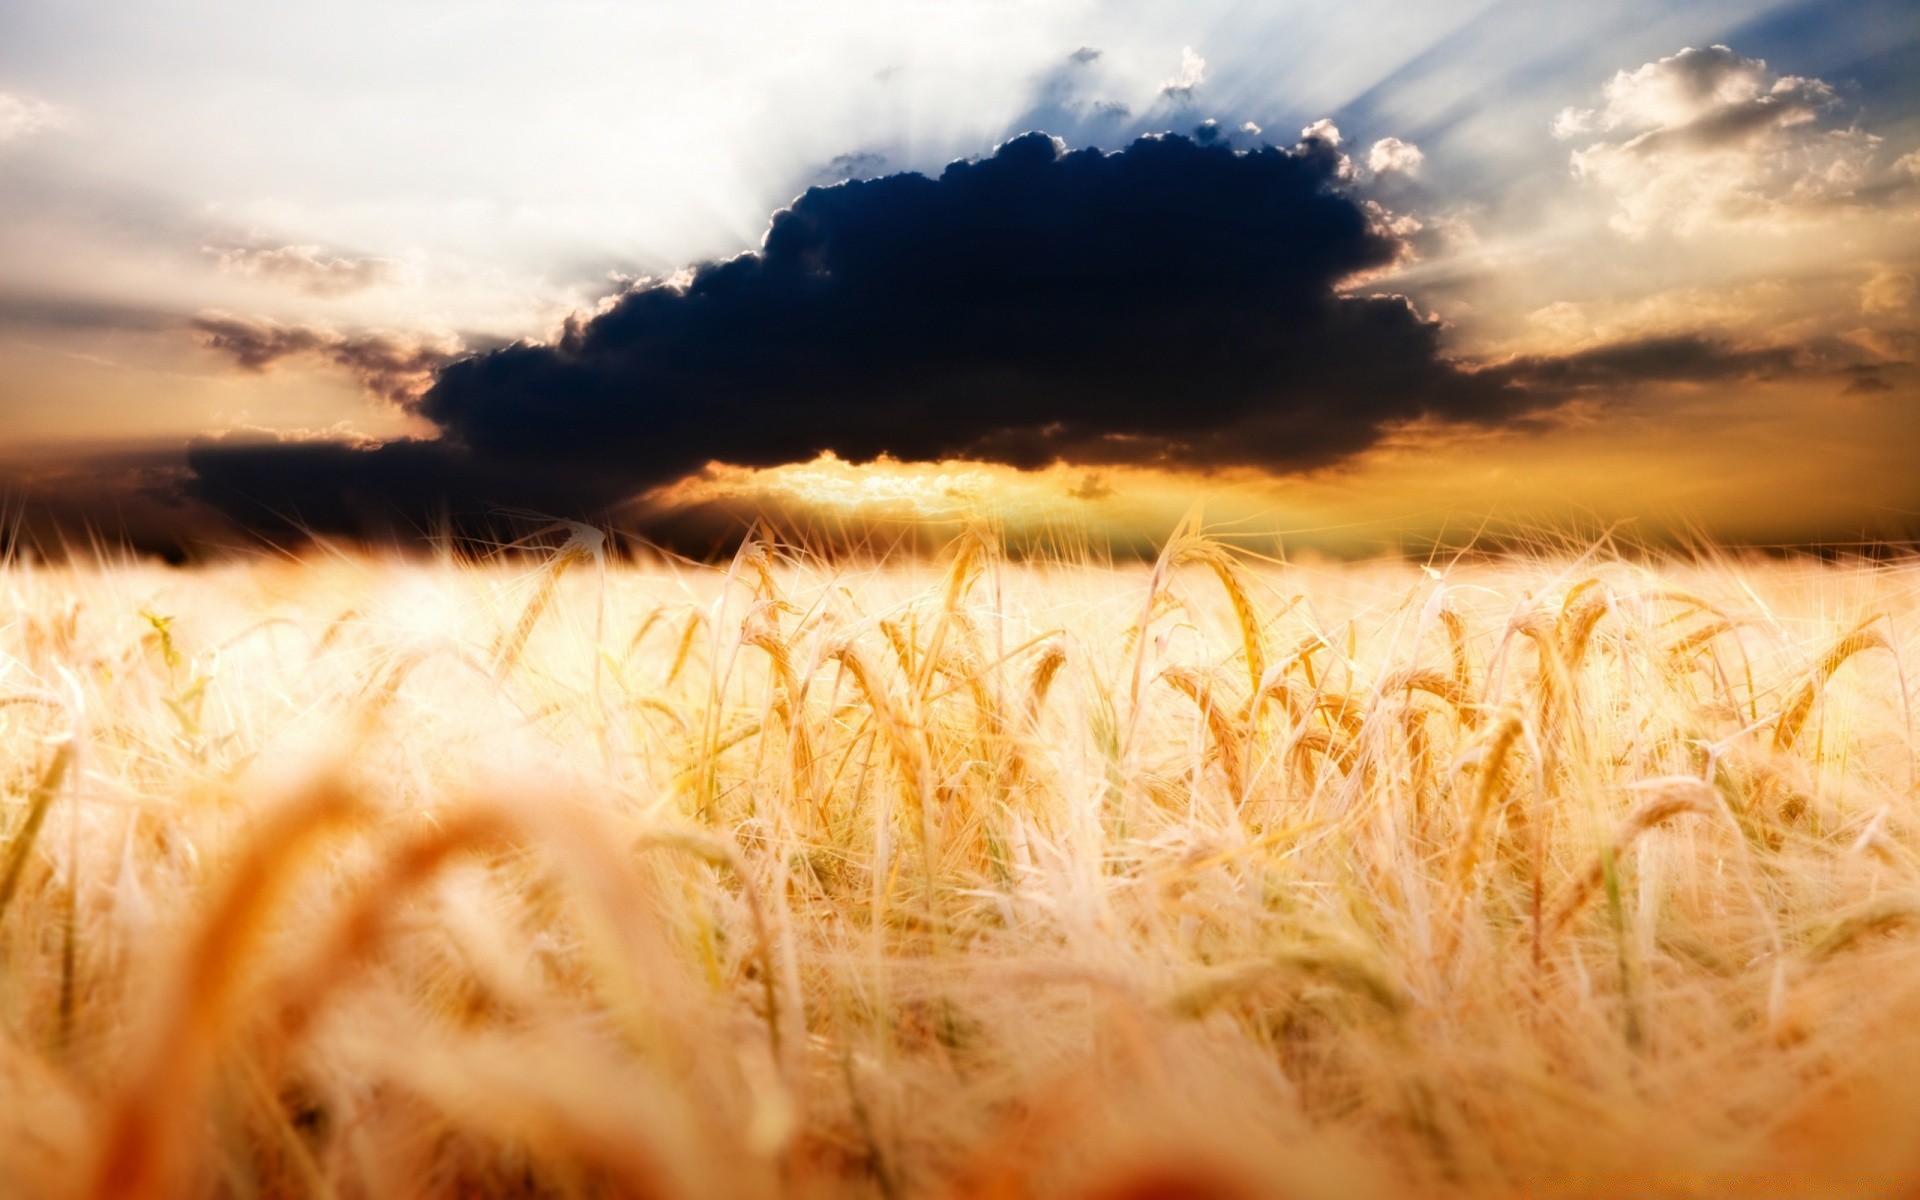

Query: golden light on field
left=651, top=452, right=1313, bottom=549
left=5, top=533, right=1920, bottom=1196
left=663, top=453, right=1056, bottom=520
left=3, top=5, right=1920, bottom=1195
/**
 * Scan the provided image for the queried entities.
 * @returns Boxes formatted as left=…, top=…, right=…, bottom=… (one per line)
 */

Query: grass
left=1, top=531, right=1919, bottom=1197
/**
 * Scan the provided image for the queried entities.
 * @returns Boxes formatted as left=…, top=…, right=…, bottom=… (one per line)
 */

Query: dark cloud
left=406, top=133, right=1529, bottom=477
left=1068, top=47, right=1102, bottom=65
left=183, top=437, right=632, bottom=543
left=182, top=131, right=1831, bottom=547
left=0, top=442, right=223, bottom=563
left=191, top=131, right=1538, bottom=538
left=191, top=312, right=461, bottom=406
left=1492, top=335, right=1803, bottom=391
left=1842, top=366, right=1896, bottom=395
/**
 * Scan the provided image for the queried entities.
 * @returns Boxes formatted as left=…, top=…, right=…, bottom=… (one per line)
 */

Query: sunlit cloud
left=1300, top=118, right=1342, bottom=145
left=209, top=244, right=416, bottom=297
left=1160, top=46, right=1206, bottom=102
left=1366, top=136, right=1423, bottom=176
left=1557, top=44, right=1915, bottom=234
left=0, top=90, right=64, bottom=142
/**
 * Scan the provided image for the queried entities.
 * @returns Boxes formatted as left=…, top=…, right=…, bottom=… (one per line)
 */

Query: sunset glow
left=6, top=7, right=1920, bottom=1198
left=0, top=0, right=1910, bottom=555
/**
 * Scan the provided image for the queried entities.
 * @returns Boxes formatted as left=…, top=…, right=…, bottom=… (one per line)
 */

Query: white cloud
left=1300, top=118, right=1341, bottom=146
left=0, top=91, right=64, bottom=142
left=211, top=244, right=415, bottom=297
left=1572, top=44, right=1830, bottom=134
left=1161, top=46, right=1206, bottom=99
left=1297, top=119, right=1354, bottom=179
left=1362, top=198, right=1422, bottom=238
left=1557, top=45, right=1909, bottom=236
left=1240, top=120, right=1262, bottom=137
left=1549, top=107, right=1593, bottom=140
left=1368, top=136, right=1423, bottom=176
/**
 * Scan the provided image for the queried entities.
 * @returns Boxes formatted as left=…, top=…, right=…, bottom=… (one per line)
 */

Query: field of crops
left=3, top=529, right=1918, bottom=1198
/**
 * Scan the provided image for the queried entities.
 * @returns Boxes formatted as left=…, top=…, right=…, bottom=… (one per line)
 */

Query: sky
left=1, top=0, right=1917, bottom=556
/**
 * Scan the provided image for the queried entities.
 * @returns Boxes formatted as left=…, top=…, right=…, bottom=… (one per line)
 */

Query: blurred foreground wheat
left=3, top=529, right=1920, bottom=1198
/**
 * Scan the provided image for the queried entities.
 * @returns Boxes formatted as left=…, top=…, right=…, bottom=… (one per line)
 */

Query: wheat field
left=3, top=525, right=1919, bottom=1199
